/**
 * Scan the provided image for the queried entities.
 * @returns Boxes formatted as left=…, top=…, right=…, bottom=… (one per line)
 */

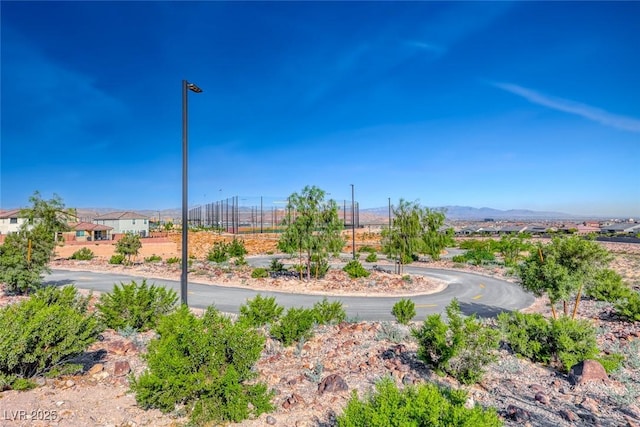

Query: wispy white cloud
left=492, top=82, right=640, bottom=133
left=405, top=40, right=446, bottom=55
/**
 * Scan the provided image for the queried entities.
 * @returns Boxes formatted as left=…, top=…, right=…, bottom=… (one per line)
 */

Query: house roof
left=93, top=211, right=149, bottom=220
left=0, top=209, right=22, bottom=219
left=70, top=222, right=113, bottom=231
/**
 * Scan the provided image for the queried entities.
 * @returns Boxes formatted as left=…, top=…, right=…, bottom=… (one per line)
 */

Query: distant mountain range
left=75, top=205, right=594, bottom=223
left=361, top=206, right=583, bottom=221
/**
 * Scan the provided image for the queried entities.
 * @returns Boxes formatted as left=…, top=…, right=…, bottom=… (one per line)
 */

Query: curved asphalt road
left=45, top=257, right=534, bottom=321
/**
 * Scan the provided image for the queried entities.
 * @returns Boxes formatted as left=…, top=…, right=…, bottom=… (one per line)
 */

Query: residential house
left=92, top=211, right=150, bottom=237
left=600, top=223, right=640, bottom=235
left=497, top=225, right=528, bottom=235
left=67, top=222, right=114, bottom=242
left=0, top=209, right=27, bottom=235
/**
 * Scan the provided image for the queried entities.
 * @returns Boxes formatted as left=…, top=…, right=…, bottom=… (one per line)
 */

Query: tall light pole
left=182, top=80, right=203, bottom=306
left=351, top=184, right=356, bottom=259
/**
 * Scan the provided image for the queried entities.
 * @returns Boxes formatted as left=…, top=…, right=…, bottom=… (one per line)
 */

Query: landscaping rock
left=568, top=360, right=608, bottom=385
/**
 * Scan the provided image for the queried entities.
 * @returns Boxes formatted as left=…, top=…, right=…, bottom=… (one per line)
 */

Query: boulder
left=317, top=374, right=348, bottom=394
left=568, top=360, right=608, bottom=385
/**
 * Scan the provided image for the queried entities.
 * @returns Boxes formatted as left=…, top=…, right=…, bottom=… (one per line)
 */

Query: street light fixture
left=181, top=79, right=203, bottom=306
left=351, top=184, right=356, bottom=259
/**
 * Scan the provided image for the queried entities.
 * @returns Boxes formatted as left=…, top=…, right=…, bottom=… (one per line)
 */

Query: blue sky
left=2, top=1, right=639, bottom=217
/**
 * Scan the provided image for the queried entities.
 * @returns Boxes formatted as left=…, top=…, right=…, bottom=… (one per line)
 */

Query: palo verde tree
left=0, top=191, right=74, bottom=294
left=420, top=207, right=454, bottom=261
left=277, top=186, right=344, bottom=280
left=381, top=200, right=453, bottom=274
left=517, top=235, right=612, bottom=319
left=381, top=199, right=422, bottom=274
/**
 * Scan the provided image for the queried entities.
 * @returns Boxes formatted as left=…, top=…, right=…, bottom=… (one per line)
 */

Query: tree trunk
left=550, top=299, right=558, bottom=319
left=563, top=300, right=568, bottom=317
left=572, top=283, right=584, bottom=320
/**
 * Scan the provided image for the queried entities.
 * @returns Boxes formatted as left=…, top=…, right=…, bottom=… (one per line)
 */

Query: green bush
left=238, top=294, right=284, bottom=327
left=0, top=224, right=57, bottom=294
left=96, top=280, right=178, bottom=331
left=309, top=258, right=330, bottom=279
left=207, top=242, right=230, bottom=263
left=269, top=258, right=286, bottom=272
left=343, top=260, right=370, bottom=279
left=616, top=291, right=640, bottom=322
left=392, top=298, right=416, bottom=325
left=144, top=254, right=162, bottom=263
left=497, top=312, right=621, bottom=373
left=251, top=268, right=269, bottom=279
left=70, top=247, right=94, bottom=260
left=271, top=307, right=316, bottom=346
left=413, top=299, right=499, bottom=384
left=365, top=252, right=378, bottom=263
left=337, top=376, right=502, bottom=427
left=166, top=257, right=180, bottom=264
left=0, top=286, right=103, bottom=380
left=115, top=233, right=142, bottom=265
left=586, top=269, right=632, bottom=302
left=313, top=297, right=346, bottom=325
left=109, top=254, right=125, bottom=265
left=228, top=238, right=248, bottom=258
left=130, top=305, right=273, bottom=424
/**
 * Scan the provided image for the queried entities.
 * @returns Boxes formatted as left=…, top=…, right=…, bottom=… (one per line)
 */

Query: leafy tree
left=381, top=199, right=423, bottom=274
left=420, top=207, right=454, bottom=261
left=115, top=233, right=142, bottom=265
left=517, top=236, right=612, bottom=319
left=277, top=186, right=344, bottom=280
left=498, top=233, right=530, bottom=266
left=381, top=200, right=452, bottom=273
left=0, top=192, right=73, bottom=294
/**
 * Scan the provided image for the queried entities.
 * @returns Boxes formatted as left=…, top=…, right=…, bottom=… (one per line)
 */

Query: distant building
left=0, top=209, right=26, bottom=235
left=67, top=222, right=114, bottom=242
left=92, top=211, right=150, bottom=237
left=600, top=223, right=640, bottom=235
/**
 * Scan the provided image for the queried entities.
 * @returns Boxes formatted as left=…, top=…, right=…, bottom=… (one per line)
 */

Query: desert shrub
left=497, top=312, right=620, bottom=373
left=413, top=299, right=499, bottom=384
left=343, top=260, right=370, bottom=279
left=0, top=286, right=103, bottom=380
left=115, top=233, right=142, bottom=265
left=337, top=376, right=502, bottom=427
left=130, top=305, right=273, bottom=424
left=238, top=294, right=284, bottom=328
left=313, top=297, right=346, bottom=325
left=269, top=258, right=286, bottom=272
left=451, top=255, right=466, bottom=263
left=144, top=254, right=162, bottom=263
left=616, top=291, right=640, bottom=322
left=96, top=280, right=178, bottom=331
left=251, top=268, right=269, bottom=279
left=166, top=257, right=180, bottom=264
left=358, top=245, right=377, bottom=254
left=365, top=252, right=378, bottom=263
left=586, top=269, right=632, bottom=302
left=392, top=298, right=416, bottom=325
left=207, top=242, right=229, bottom=263
left=235, top=256, right=248, bottom=266
left=457, top=248, right=496, bottom=265
left=228, top=238, right=248, bottom=258
left=271, top=307, right=316, bottom=346
left=376, top=321, right=408, bottom=343
left=70, top=247, right=94, bottom=260
left=309, top=258, right=330, bottom=279
left=109, top=254, right=125, bottom=265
